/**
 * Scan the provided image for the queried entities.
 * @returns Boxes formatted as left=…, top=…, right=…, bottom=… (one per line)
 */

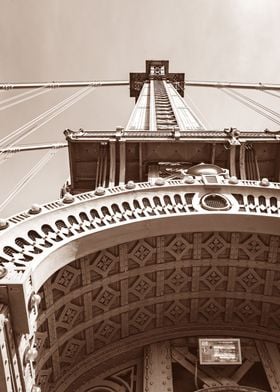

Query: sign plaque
left=199, top=338, right=242, bottom=365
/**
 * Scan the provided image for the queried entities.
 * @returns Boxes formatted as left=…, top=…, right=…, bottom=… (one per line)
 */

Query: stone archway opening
left=33, top=230, right=280, bottom=391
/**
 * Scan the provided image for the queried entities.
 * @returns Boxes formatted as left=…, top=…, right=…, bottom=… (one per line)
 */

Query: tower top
left=130, top=60, right=185, bottom=100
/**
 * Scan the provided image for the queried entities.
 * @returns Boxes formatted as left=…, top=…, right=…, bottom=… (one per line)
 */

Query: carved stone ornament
left=201, top=193, right=231, bottom=211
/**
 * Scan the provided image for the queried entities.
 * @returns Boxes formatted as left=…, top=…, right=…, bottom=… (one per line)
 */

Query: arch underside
left=35, top=229, right=280, bottom=392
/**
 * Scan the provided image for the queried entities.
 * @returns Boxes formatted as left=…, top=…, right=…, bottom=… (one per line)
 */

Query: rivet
left=31, top=386, right=41, bottom=392
left=0, top=219, right=8, bottom=230
left=126, top=180, right=136, bottom=189
left=228, top=176, right=239, bottom=184
left=28, top=204, right=41, bottom=214
left=24, top=346, right=38, bottom=365
left=62, top=192, right=74, bottom=204
left=260, top=178, right=270, bottom=186
left=0, top=266, right=7, bottom=279
left=94, top=186, right=106, bottom=196
left=30, top=293, right=41, bottom=309
left=155, top=177, right=165, bottom=186
left=184, top=175, right=195, bottom=184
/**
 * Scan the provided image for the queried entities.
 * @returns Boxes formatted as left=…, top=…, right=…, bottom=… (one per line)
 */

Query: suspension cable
left=262, top=90, right=280, bottom=99
left=0, top=80, right=129, bottom=90
left=220, top=88, right=280, bottom=126
left=0, top=86, right=93, bottom=147
left=0, top=86, right=95, bottom=160
left=228, top=88, right=280, bottom=119
left=0, top=148, right=58, bottom=212
left=0, top=142, right=67, bottom=154
left=12, top=85, right=95, bottom=145
left=184, top=90, right=212, bottom=129
left=0, top=87, right=50, bottom=112
left=0, top=87, right=46, bottom=104
left=176, top=83, right=207, bottom=129
left=0, top=142, right=67, bottom=165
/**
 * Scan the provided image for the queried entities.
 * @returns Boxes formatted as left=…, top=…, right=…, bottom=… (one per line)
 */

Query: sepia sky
left=1, top=0, right=280, bottom=217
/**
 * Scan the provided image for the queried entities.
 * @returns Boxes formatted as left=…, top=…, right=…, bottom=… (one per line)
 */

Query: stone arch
left=8, top=212, right=280, bottom=291
left=1, top=182, right=279, bottom=289
left=34, top=230, right=280, bottom=391
left=1, top=183, right=280, bottom=390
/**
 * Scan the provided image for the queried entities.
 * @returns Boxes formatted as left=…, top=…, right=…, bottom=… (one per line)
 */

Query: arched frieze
left=2, top=213, right=280, bottom=293
left=0, top=181, right=279, bottom=288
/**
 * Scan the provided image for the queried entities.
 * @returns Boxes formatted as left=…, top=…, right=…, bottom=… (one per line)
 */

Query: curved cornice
left=0, top=180, right=279, bottom=289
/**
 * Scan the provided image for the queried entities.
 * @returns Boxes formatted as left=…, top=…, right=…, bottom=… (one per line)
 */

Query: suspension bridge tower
left=0, top=60, right=280, bottom=392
